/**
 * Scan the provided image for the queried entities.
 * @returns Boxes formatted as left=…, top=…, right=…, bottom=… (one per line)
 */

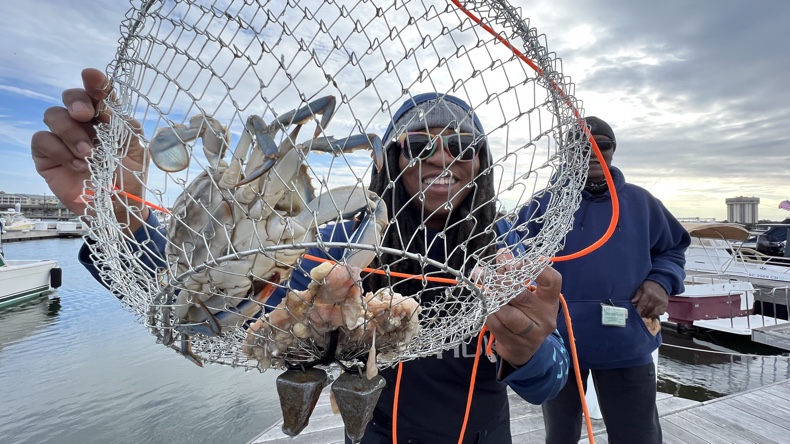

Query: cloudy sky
left=2, top=0, right=789, bottom=221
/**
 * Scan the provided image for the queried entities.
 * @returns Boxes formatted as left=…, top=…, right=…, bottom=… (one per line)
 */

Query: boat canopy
left=681, top=223, right=750, bottom=242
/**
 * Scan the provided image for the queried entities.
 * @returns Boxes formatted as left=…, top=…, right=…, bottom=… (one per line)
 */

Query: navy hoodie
left=517, top=166, right=690, bottom=370
left=271, top=219, right=568, bottom=442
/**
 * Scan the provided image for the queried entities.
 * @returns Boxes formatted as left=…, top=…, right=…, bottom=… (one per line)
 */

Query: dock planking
left=2, top=229, right=86, bottom=242
left=753, top=322, right=790, bottom=351
left=250, top=380, right=790, bottom=444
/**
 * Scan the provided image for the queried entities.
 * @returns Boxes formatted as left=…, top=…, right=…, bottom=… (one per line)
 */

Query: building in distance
left=726, top=196, right=760, bottom=224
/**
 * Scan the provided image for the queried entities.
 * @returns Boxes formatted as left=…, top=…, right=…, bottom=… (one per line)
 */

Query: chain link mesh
left=85, top=0, right=589, bottom=371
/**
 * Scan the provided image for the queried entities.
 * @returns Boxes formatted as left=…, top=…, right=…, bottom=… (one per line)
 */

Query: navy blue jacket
left=269, top=219, right=569, bottom=441
left=517, top=167, right=690, bottom=370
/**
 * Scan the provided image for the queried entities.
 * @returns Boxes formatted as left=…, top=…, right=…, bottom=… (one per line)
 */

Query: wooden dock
left=1, top=229, right=86, bottom=242
left=753, top=323, right=790, bottom=351
left=250, top=379, right=790, bottom=444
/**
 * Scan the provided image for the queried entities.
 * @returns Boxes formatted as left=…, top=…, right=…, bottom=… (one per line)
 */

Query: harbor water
left=1, top=237, right=789, bottom=443
left=0, top=238, right=281, bottom=444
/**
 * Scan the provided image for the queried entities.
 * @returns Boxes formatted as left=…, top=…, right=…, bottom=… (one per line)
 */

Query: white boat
left=668, top=223, right=790, bottom=336
left=683, top=223, right=790, bottom=289
left=0, top=237, right=61, bottom=309
left=0, top=209, right=37, bottom=232
left=670, top=275, right=788, bottom=335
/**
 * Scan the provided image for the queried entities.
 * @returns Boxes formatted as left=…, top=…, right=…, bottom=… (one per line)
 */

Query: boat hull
left=667, top=294, right=747, bottom=328
left=0, top=259, right=59, bottom=309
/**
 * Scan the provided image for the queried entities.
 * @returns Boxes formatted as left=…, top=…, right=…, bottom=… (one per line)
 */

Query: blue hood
left=382, top=93, right=486, bottom=145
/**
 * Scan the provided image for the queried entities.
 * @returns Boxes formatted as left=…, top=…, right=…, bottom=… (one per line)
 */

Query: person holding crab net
left=517, top=117, right=690, bottom=444
left=31, top=69, right=569, bottom=443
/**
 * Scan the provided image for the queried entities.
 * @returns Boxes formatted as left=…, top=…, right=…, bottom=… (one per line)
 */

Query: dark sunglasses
left=569, top=130, right=616, bottom=152
left=591, top=139, right=616, bottom=151
left=397, top=132, right=484, bottom=162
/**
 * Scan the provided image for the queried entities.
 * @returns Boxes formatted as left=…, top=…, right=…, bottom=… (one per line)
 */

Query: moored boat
left=0, top=229, right=62, bottom=309
left=0, top=209, right=37, bottom=232
left=666, top=223, right=790, bottom=341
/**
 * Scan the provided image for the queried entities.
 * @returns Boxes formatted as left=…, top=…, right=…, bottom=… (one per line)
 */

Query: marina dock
left=1, top=228, right=86, bottom=242
left=251, top=379, right=790, bottom=444
left=754, top=323, right=790, bottom=350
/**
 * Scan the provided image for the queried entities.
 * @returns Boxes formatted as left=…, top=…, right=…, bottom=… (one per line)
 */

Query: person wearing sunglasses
left=517, top=116, right=690, bottom=444
left=280, top=93, right=569, bottom=443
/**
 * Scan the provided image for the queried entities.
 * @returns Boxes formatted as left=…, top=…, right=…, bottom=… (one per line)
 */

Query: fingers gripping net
left=86, top=0, right=588, bottom=371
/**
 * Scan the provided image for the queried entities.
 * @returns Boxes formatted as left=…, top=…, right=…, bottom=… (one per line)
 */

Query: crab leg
left=179, top=335, right=204, bottom=367
left=210, top=272, right=281, bottom=330
left=341, top=193, right=388, bottom=270
left=308, top=134, right=384, bottom=173
left=276, top=96, right=337, bottom=138
left=237, top=96, right=338, bottom=187
left=293, top=185, right=376, bottom=234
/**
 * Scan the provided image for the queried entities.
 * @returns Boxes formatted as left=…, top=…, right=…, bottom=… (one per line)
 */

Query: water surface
left=0, top=238, right=281, bottom=444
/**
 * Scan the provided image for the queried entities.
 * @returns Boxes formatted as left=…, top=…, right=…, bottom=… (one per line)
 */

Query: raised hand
left=31, top=68, right=149, bottom=233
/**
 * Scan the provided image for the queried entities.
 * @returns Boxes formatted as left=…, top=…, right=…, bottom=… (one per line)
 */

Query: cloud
left=0, top=85, right=59, bottom=103
left=2, top=0, right=789, bottom=221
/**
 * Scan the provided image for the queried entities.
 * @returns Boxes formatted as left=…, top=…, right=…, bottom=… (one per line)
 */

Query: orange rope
left=392, top=361, right=404, bottom=441
left=560, top=291, right=594, bottom=440
left=457, top=325, right=489, bottom=443
left=552, top=139, right=618, bottom=262
left=83, top=187, right=171, bottom=214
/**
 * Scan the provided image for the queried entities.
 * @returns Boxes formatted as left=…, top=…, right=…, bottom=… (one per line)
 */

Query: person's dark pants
left=344, top=401, right=511, bottom=443
left=542, top=362, right=661, bottom=444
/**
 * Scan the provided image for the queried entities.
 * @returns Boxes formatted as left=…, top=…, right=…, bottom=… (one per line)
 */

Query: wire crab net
left=85, top=0, right=588, bottom=377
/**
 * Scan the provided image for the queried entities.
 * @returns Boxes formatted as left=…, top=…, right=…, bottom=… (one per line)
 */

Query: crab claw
left=235, top=115, right=280, bottom=186
left=276, top=95, right=337, bottom=138
left=149, top=124, right=199, bottom=172
left=149, top=115, right=228, bottom=172
left=308, top=134, right=384, bottom=173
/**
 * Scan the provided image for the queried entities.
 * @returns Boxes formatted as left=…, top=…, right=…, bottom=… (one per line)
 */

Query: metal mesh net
left=85, top=0, right=589, bottom=372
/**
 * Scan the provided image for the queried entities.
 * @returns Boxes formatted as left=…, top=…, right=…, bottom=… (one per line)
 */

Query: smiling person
left=517, top=116, right=691, bottom=444
left=283, top=93, right=569, bottom=443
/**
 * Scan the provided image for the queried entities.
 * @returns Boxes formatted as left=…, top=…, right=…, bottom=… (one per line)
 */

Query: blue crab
left=147, top=96, right=387, bottom=366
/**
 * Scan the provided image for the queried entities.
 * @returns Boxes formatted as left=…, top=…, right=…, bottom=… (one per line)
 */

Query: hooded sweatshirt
left=274, top=219, right=568, bottom=443
left=517, top=166, right=690, bottom=370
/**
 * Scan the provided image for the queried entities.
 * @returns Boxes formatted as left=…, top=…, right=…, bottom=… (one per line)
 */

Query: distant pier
left=2, top=229, right=86, bottom=243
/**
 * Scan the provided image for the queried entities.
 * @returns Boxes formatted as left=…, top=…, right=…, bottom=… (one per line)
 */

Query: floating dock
left=251, top=379, right=790, bottom=444
left=1, top=229, right=86, bottom=242
left=753, top=323, right=790, bottom=351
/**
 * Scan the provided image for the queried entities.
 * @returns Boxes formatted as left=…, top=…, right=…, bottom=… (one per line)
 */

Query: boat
left=752, top=219, right=790, bottom=257
left=667, top=275, right=788, bottom=335
left=683, top=223, right=790, bottom=292
left=665, top=223, right=790, bottom=338
left=0, top=208, right=37, bottom=232
left=0, top=232, right=62, bottom=309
